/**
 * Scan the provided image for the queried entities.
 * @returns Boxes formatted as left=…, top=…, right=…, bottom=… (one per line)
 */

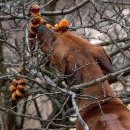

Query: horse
left=35, top=25, right=130, bottom=130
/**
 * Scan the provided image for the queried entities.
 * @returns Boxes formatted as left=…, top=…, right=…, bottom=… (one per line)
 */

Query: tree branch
left=71, top=66, right=130, bottom=90
left=0, top=0, right=91, bottom=21
left=96, top=37, right=130, bottom=46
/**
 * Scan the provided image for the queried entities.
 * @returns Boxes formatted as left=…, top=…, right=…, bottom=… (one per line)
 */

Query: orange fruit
left=59, top=19, right=69, bottom=28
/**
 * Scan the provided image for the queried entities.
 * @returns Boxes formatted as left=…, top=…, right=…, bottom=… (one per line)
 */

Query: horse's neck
left=78, top=81, right=119, bottom=110
left=40, top=30, right=57, bottom=51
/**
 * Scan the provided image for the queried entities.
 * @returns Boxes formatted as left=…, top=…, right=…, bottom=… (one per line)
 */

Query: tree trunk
left=0, top=23, right=8, bottom=130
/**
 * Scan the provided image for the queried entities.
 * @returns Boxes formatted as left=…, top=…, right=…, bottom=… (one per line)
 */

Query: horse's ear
left=91, top=46, right=113, bottom=74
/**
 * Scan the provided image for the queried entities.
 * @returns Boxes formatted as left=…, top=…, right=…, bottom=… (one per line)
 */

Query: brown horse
left=36, top=25, right=130, bottom=130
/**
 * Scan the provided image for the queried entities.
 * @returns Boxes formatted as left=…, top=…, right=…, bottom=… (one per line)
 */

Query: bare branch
left=71, top=66, right=130, bottom=90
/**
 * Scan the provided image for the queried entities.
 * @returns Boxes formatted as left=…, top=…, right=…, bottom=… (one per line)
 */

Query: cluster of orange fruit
left=29, top=4, right=70, bottom=32
left=28, top=4, right=70, bottom=54
left=53, top=19, right=70, bottom=32
left=9, top=78, right=28, bottom=100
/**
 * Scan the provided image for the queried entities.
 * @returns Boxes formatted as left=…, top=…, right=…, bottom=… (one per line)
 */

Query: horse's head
left=37, top=24, right=57, bottom=53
